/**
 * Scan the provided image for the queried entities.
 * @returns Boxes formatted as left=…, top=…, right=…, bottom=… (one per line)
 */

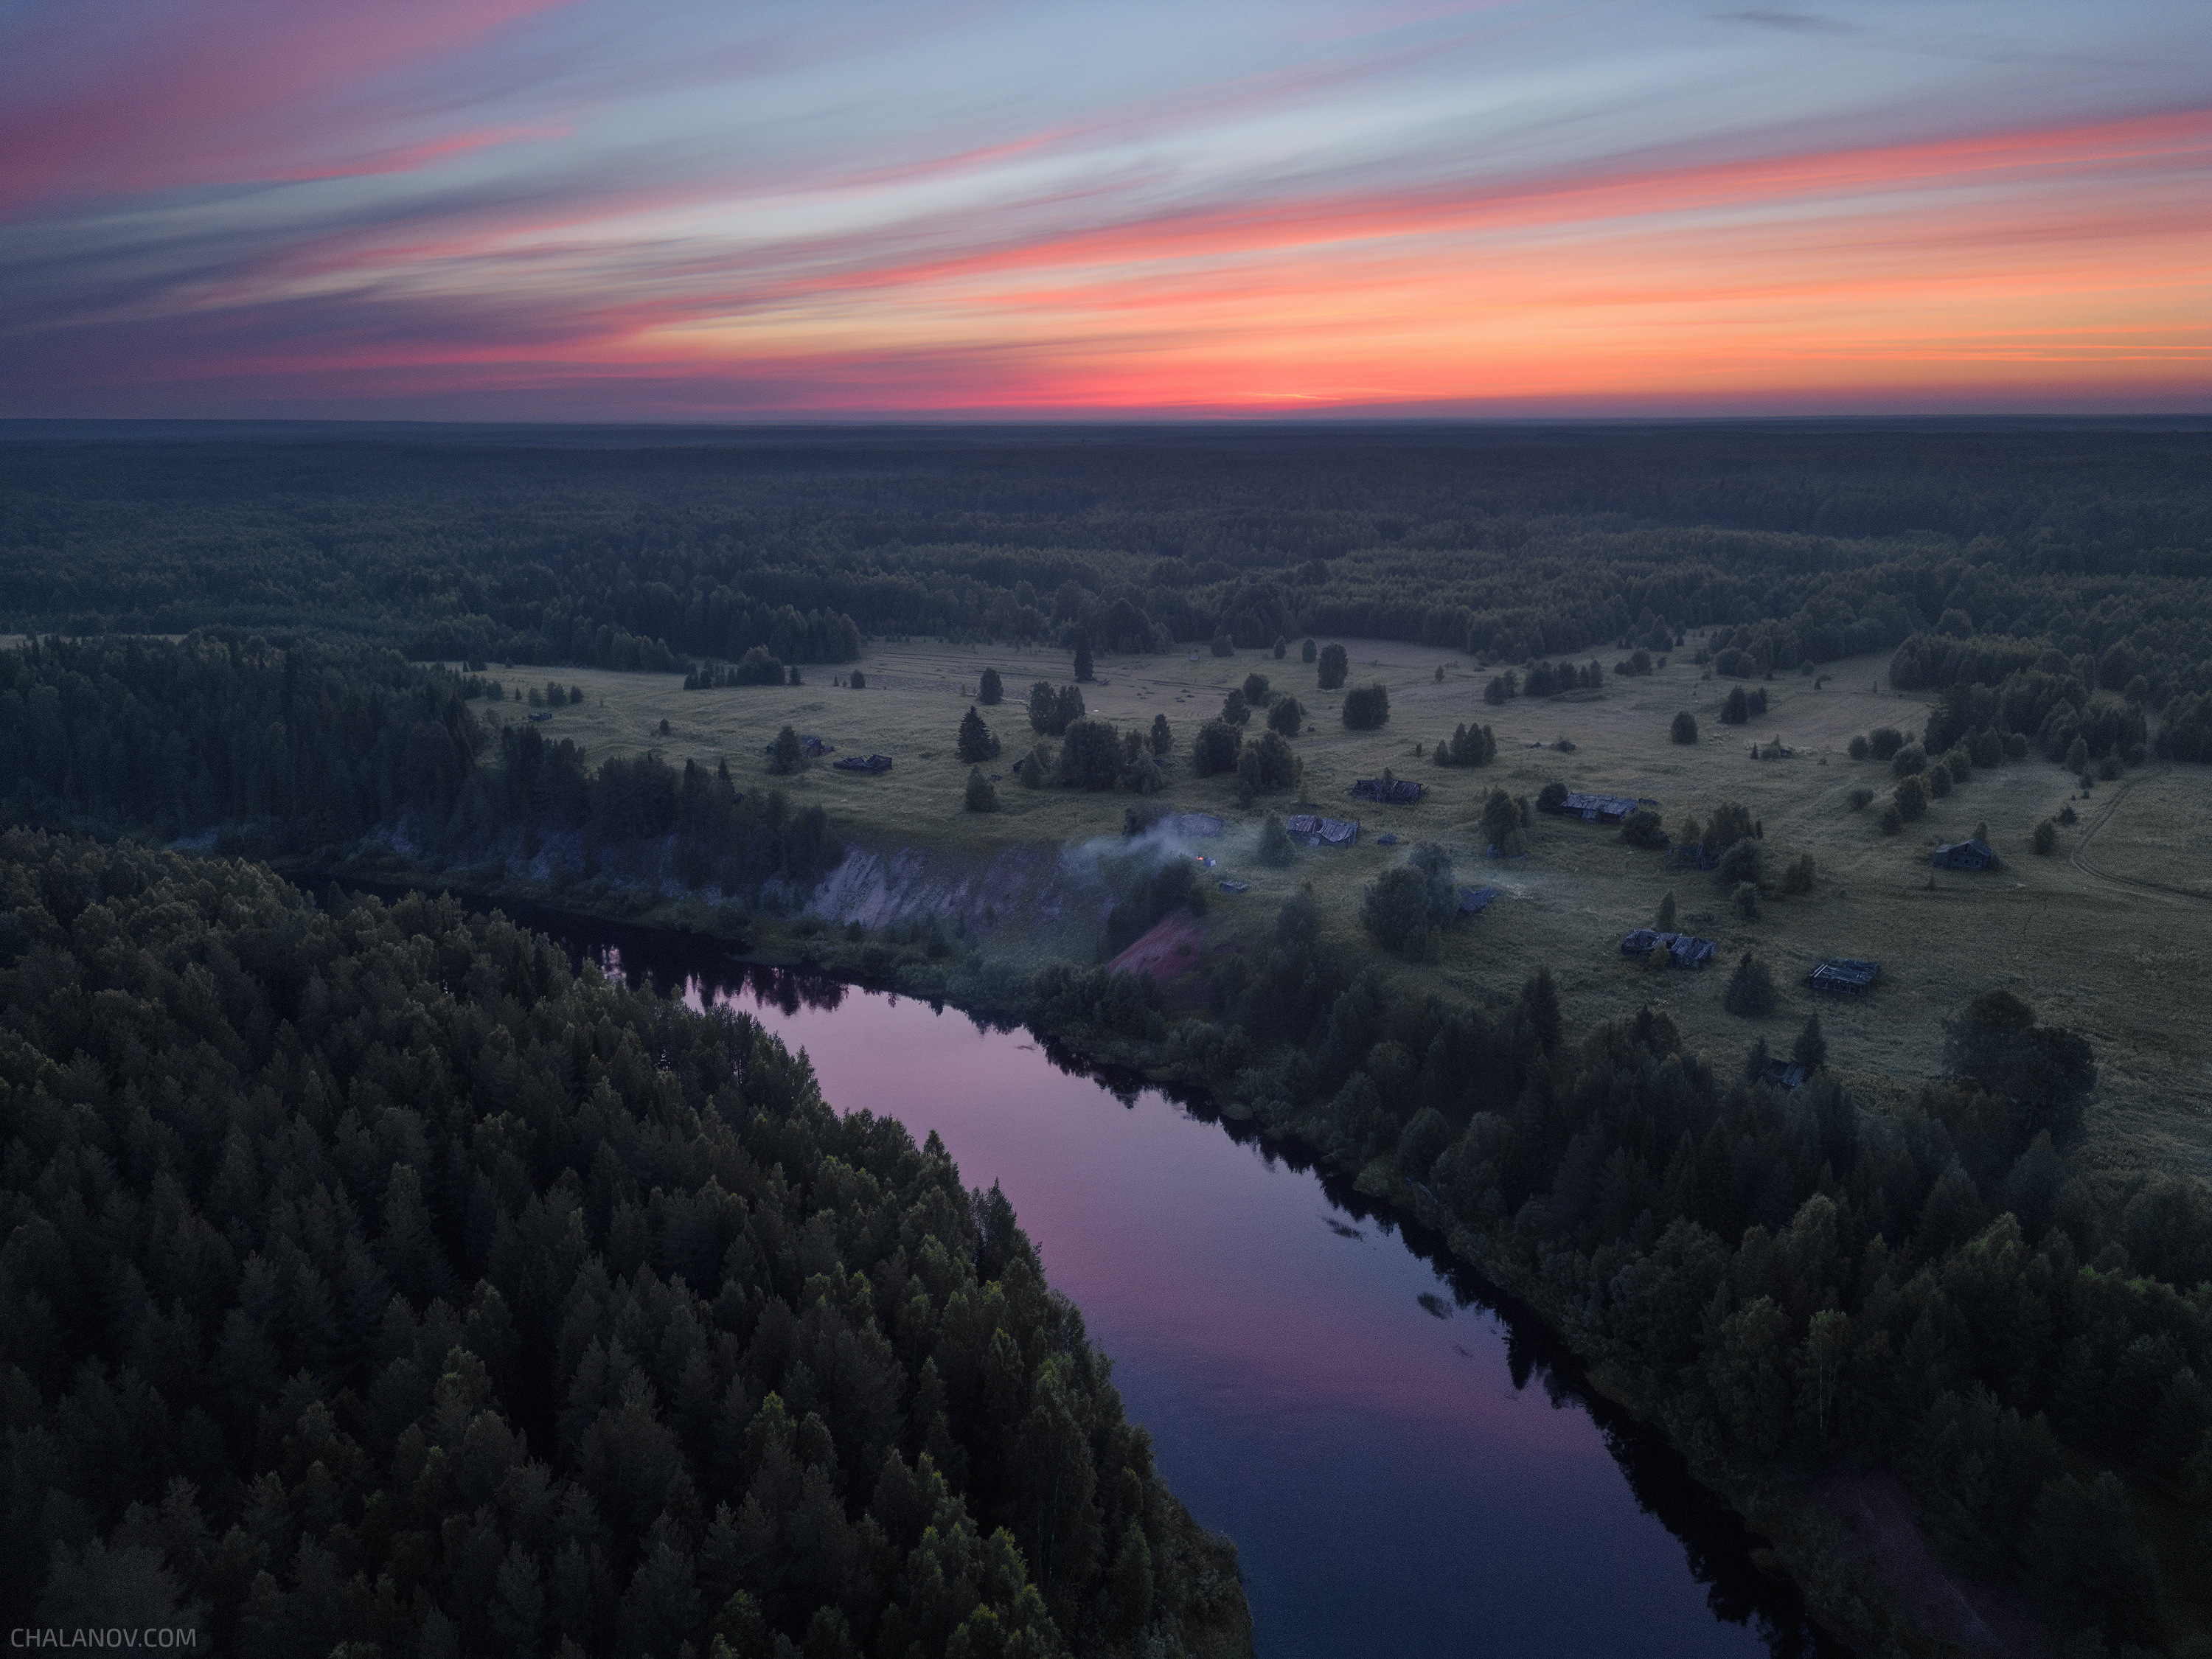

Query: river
left=338, top=883, right=1843, bottom=1657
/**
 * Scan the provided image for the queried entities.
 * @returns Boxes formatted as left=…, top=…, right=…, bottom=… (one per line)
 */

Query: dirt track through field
left=2070, top=767, right=2212, bottom=906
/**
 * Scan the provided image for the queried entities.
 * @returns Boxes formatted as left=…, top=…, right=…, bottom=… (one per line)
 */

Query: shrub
left=1723, top=951, right=1778, bottom=1016
left=956, top=705, right=1001, bottom=763
left=2031, top=818, right=2057, bottom=855
left=1301, top=638, right=1318, bottom=663
left=1210, top=632, right=1235, bottom=657
left=787, top=664, right=804, bottom=686
left=1893, top=774, right=1930, bottom=821
left=1317, top=642, right=1349, bottom=689
left=770, top=725, right=804, bottom=774
left=964, top=767, right=998, bottom=812
left=1671, top=711, right=1699, bottom=745
left=1926, top=765, right=1951, bottom=799
left=978, top=667, right=1002, bottom=704
left=1242, top=672, right=1271, bottom=706
left=1879, top=803, right=1903, bottom=835
left=1721, top=686, right=1750, bottom=725
left=1267, top=695, right=1304, bottom=738
left=1220, top=689, right=1251, bottom=726
left=1621, top=809, right=1666, bottom=849
left=1273, top=635, right=1289, bottom=659
left=1191, top=720, right=1241, bottom=777
left=1537, top=781, right=1568, bottom=813
left=2057, top=803, right=2077, bottom=826
left=1342, top=683, right=1391, bottom=729
left=1869, top=726, right=1904, bottom=761
left=1018, top=740, right=1052, bottom=788
left=1243, top=729, right=1301, bottom=791
left=1055, top=718, right=1124, bottom=790
left=1781, top=853, right=1815, bottom=896
left=849, top=668, right=866, bottom=690
left=1848, top=734, right=1871, bottom=760
left=1256, top=813, right=1296, bottom=866
left=1150, top=712, right=1172, bottom=754
left=1717, top=838, right=1761, bottom=886
left=733, top=644, right=785, bottom=685
left=1732, top=881, right=1761, bottom=920
left=1848, top=786, right=1874, bottom=810
left=1892, top=745, right=1926, bottom=777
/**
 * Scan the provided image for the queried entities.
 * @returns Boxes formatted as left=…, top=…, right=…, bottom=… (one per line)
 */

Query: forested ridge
left=0, top=833, right=1248, bottom=1656
left=5, top=425, right=2210, bottom=718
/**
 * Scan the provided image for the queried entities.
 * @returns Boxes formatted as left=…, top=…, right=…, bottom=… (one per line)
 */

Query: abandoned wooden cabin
left=1284, top=813, right=1359, bottom=848
left=1806, top=959, right=1881, bottom=996
left=1620, top=928, right=1716, bottom=968
left=1931, top=838, right=1997, bottom=871
left=1548, top=790, right=1652, bottom=824
left=832, top=754, right=893, bottom=773
left=763, top=734, right=835, bottom=758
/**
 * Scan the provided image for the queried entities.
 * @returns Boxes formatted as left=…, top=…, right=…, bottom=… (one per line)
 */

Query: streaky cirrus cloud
left=1, top=0, right=2205, bottom=419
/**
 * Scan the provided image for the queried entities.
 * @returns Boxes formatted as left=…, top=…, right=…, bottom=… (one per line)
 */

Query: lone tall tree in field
left=1150, top=713, right=1172, bottom=755
left=1073, top=631, right=1094, bottom=682
left=979, top=667, right=1004, bottom=704
left=1672, top=711, right=1699, bottom=745
left=958, top=705, right=999, bottom=763
left=770, top=726, right=804, bottom=775
left=1317, top=643, right=1349, bottom=690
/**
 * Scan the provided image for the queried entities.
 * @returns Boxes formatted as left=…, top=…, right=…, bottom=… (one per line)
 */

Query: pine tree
left=1072, top=632, right=1093, bottom=683
left=1149, top=713, right=1171, bottom=755
left=1793, top=1012, right=1826, bottom=1074
left=957, top=706, right=996, bottom=763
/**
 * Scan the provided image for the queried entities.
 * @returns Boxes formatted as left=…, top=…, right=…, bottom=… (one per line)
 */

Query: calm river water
left=347, top=885, right=1843, bottom=1657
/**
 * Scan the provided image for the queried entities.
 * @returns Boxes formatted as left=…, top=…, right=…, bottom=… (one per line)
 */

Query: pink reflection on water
left=688, top=975, right=1599, bottom=1461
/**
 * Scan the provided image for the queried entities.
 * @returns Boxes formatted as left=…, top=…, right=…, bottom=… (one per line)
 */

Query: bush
left=1301, top=638, right=1318, bottom=663
left=1150, top=712, right=1172, bottom=754
left=1781, top=853, right=1815, bottom=896
left=1717, top=838, right=1762, bottom=886
left=1219, top=689, right=1251, bottom=726
left=1342, top=683, right=1391, bottom=729
left=1723, top=951, right=1778, bottom=1016
left=1620, top=809, right=1666, bottom=849
left=1317, top=642, right=1348, bottom=689
left=1926, top=765, right=1951, bottom=799
left=1869, top=726, right=1904, bottom=761
left=1055, top=718, right=1124, bottom=790
left=1848, top=734, right=1871, bottom=760
left=1892, top=745, right=1926, bottom=777
left=849, top=668, right=866, bottom=689
left=2057, top=803, right=2077, bottom=826
left=1879, top=803, right=1903, bottom=835
left=1848, top=786, right=1874, bottom=810
left=733, top=644, right=785, bottom=685
left=1242, top=672, right=1271, bottom=706
left=1256, top=813, right=1296, bottom=866
left=1893, top=774, right=1930, bottom=821
left=964, top=767, right=998, bottom=812
left=2005, top=731, right=2029, bottom=759
left=1273, top=635, right=1289, bottom=659
left=769, top=725, right=804, bottom=774
left=1267, top=695, right=1304, bottom=738
left=1537, top=781, right=1568, bottom=813
left=1732, top=881, right=1761, bottom=920
left=1671, top=711, right=1699, bottom=745
left=1191, top=720, right=1241, bottom=777
left=978, top=667, right=1002, bottom=703
left=787, top=664, right=804, bottom=686
left=1721, top=686, right=1750, bottom=725
left=2032, top=818, right=2056, bottom=855
left=956, top=705, right=1001, bottom=763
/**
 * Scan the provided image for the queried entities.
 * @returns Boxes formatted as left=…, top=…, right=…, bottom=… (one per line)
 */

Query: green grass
left=462, top=635, right=2212, bottom=1182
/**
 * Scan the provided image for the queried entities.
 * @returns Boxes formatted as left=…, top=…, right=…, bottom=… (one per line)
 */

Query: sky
left=1, top=0, right=2206, bottom=421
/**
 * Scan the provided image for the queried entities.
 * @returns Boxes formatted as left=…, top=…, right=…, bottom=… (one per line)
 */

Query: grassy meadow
left=460, top=634, right=2212, bottom=1183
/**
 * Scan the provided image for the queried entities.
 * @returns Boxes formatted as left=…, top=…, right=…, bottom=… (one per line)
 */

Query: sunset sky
left=2, top=0, right=2205, bottom=420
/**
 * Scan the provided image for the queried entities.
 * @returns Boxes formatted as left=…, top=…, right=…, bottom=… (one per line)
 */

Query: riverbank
left=274, top=844, right=1957, bottom=1657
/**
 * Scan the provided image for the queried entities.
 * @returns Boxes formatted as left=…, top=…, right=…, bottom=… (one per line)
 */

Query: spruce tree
left=1073, top=632, right=1093, bottom=682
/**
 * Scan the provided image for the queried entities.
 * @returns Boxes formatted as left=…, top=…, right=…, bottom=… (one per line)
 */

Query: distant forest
left=4, top=425, right=2210, bottom=717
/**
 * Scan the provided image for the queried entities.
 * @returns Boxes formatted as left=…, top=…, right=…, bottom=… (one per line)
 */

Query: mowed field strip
left=456, top=636, right=2212, bottom=1182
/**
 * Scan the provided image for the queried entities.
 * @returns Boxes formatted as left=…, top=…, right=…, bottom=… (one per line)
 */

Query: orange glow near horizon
left=1, top=4, right=2205, bottom=419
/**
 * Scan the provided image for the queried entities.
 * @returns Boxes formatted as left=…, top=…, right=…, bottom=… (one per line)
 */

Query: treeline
left=6, top=427, right=2208, bottom=699
left=0, top=834, right=1249, bottom=1655
left=0, top=635, right=840, bottom=900
left=1888, top=630, right=2205, bottom=770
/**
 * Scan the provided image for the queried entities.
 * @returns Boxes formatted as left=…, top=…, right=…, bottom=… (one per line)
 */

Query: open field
left=454, top=634, right=2212, bottom=1183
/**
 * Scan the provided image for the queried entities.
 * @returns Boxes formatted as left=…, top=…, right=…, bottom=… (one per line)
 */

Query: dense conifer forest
left=0, top=834, right=1245, bottom=1655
